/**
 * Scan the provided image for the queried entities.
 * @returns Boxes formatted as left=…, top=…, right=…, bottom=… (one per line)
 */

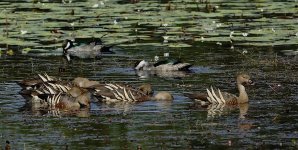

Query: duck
left=17, top=73, right=57, bottom=89
left=90, top=82, right=175, bottom=103
left=62, top=39, right=114, bottom=61
left=134, top=59, right=192, bottom=71
left=30, top=86, right=91, bottom=111
left=184, top=74, right=253, bottom=105
left=18, top=74, right=99, bottom=96
left=90, top=83, right=152, bottom=103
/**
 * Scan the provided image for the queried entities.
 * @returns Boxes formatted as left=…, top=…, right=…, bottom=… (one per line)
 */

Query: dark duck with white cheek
left=62, top=39, right=114, bottom=61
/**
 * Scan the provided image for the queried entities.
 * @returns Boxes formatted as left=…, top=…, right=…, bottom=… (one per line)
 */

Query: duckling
left=184, top=74, right=253, bottom=105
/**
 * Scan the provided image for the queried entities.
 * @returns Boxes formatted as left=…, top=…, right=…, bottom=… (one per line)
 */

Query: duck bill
left=247, top=80, right=254, bottom=85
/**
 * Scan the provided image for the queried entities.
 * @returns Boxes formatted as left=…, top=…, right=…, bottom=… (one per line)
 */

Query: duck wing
left=205, top=87, right=238, bottom=105
left=17, top=73, right=57, bottom=89
left=153, top=59, right=192, bottom=71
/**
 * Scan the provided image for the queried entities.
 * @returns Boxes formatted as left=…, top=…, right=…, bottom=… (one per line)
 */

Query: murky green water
left=0, top=0, right=298, bottom=149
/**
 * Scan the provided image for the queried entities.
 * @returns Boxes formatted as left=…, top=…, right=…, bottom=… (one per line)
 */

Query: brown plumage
left=18, top=74, right=94, bottom=111
left=152, top=91, right=173, bottom=101
left=17, top=73, right=57, bottom=89
left=138, top=83, right=153, bottom=95
left=31, top=86, right=91, bottom=110
left=91, top=83, right=152, bottom=103
left=184, top=74, right=253, bottom=105
left=19, top=74, right=98, bottom=96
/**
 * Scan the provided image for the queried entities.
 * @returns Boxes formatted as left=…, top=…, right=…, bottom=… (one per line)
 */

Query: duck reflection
left=190, top=101, right=249, bottom=120
left=19, top=97, right=90, bottom=117
left=95, top=91, right=174, bottom=115
left=207, top=103, right=249, bottom=119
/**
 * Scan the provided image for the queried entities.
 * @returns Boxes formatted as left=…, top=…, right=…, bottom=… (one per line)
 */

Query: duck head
left=76, top=92, right=91, bottom=108
left=138, top=83, right=153, bottom=95
left=237, top=74, right=254, bottom=86
left=62, top=39, right=74, bottom=61
left=153, top=91, right=173, bottom=101
left=134, top=60, right=150, bottom=70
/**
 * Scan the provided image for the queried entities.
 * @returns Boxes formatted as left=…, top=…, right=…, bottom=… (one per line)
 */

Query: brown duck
left=185, top=74, right=253, bottom=105
left=90, top=83, right=152, bottom=103
left=30, top=86, right=91, bottom=110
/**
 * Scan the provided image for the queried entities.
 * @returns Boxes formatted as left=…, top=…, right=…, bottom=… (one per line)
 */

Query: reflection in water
left=99, top=101, right=135, bottom=115
left=155, top=100, right=173, bottom=110
left=239, top=103, right=249, bottom=119
left=193, top=102, right=250, bottom=120
left=19, top=97, right=90, bottom=117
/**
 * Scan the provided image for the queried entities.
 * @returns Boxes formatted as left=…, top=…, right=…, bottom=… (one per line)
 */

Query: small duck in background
left=62, top=38, right=114, bottom=61
left=134, top=59, right=192, bottom=71
left=135, top=52, right=192, bottom=71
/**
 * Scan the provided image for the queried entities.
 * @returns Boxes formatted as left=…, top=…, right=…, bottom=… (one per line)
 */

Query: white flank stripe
left=104, top=85, right=114, bottom=91
left=58, top=84, right=68, bottom=92
left=115, top=90, right=125, bottom=100
left=129, top=90, right=136, bottom=101
left=36, top=90, right=43, bottom=94
left=47, top=95, right=52, bottom=107
left=123, top=88, right=133, bottom=101
left=217, top=89, right=226, bottom=104
left=44, top=84, right=56, bottom=94
left=48, top=83, right=58, bottom=90
left=115, top=84, right=124, bottom=89
left=112, top=91, right=121, bottom=100
left=206, top=88, right=216, bottom=104
left=44, top=73, right=53, bottom=81
left=211, top=86, right=222, bottom=104
left=107, top=83, right=119, bottom=89
left=38, top=74, right=48, bottom=82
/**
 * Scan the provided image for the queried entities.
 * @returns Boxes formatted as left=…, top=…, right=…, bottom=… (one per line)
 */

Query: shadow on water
left=0, top=0, right=298, bottom=149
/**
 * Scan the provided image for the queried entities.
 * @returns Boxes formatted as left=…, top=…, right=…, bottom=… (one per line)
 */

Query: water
left=0, top=0, right=298, bottom=149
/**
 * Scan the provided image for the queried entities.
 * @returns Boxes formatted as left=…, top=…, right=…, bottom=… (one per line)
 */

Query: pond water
left=0, top=0, right=298, bottom=149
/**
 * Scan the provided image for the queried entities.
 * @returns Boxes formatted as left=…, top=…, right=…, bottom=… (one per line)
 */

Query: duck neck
left=237, top=83, right=248, bottom=103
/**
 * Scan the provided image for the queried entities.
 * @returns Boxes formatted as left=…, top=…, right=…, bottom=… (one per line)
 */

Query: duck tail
left=101, top=45, right=115, bottom=54
left=177, top=63, right=192, bottom=71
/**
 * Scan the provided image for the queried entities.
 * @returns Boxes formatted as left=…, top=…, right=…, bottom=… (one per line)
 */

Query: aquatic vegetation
left=0, top=0, right=296, bottom=54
